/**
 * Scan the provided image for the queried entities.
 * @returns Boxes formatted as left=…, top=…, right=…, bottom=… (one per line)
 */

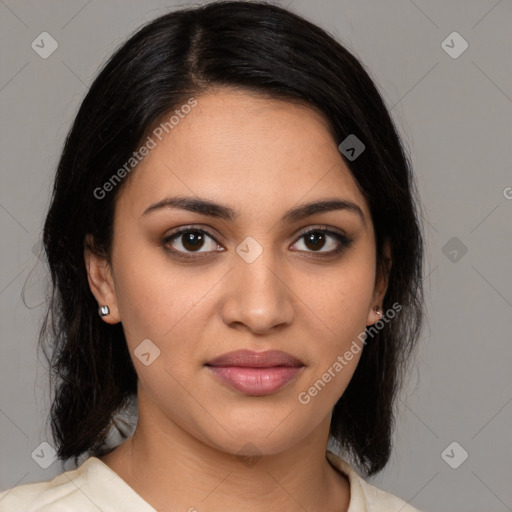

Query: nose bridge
left=221, top=239, right=294, bottom=332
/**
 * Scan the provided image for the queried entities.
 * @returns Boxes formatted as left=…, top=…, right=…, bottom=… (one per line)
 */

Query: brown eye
left=181, top=231, right=206, bottom=251
left=163, top=229, right=222, bottom=258
left=291, top=228, right=353, bottom=256
left=303, top=231, right=328, bottom=251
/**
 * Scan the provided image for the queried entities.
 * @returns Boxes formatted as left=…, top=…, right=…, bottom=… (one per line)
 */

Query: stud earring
left=98, top=305, right=110, bottom=317
left=374, top=306, right=383, bottom=316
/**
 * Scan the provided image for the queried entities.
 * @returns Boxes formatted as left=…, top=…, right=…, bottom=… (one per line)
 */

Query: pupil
left=305, top=232, right=325, bottom=251
left=183, top=232, right=204, bottom=251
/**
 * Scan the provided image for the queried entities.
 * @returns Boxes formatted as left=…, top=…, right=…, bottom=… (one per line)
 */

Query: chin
left=194, top=419, right=310, bottom=459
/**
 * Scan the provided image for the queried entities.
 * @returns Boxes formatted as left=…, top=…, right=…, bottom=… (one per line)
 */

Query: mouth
left=205, top=350, right=305, bottom=396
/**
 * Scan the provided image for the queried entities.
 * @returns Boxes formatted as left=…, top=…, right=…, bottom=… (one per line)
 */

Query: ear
left=84, top=234, right=121, bottom=324
left=366, top=238, right=392, bottom=326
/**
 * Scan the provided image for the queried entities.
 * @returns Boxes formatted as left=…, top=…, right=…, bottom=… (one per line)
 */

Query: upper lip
left=206, top=350, right=304, bottom=368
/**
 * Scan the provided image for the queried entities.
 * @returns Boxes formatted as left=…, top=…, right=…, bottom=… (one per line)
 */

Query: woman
left=0, top=1, right=424, bottom=510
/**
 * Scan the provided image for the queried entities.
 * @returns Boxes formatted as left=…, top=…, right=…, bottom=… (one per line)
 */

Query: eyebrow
left=141, top=195, right=365, bottom=225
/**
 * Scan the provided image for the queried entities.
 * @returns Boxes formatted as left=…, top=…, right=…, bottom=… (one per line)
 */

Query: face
left=85, top=88, right=389, bottom=456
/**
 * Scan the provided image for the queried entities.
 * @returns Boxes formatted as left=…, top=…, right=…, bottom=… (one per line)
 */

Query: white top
left=0, top=451, right=421, bottom=511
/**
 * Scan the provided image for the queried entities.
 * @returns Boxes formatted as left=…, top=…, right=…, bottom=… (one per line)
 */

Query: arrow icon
left=31, top=441, right=58, bottom=468
left=338, top=134, right=365, bottom=161
left=442, top=236, right=468, bottom=262
left=441, top=441, right=468, bottom=469
left=236, top=237, right=263, bottom=263
left=31, top=32, right=58, bottom=59
left=134, top=339, right=161, bottom=365
left=441, top=32, right=468, bottom=59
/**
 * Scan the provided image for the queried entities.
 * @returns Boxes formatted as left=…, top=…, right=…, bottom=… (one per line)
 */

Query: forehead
left=116, top=88, right=370, bottom=222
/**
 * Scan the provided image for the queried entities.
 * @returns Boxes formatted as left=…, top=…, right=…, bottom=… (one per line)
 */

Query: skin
left=85, top=87, right=391, bottom=512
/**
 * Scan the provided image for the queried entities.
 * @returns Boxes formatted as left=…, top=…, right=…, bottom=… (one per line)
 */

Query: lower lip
left=207, top=366, right=303, bottom=395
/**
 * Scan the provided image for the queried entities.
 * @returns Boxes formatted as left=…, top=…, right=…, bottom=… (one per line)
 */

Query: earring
left=98, top=305, right=110, bottom=317
left=374, top=306, right=383, bottom=316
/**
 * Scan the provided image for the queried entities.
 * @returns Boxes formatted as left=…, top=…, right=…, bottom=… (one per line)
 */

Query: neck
left=101, top=395, right=350, bottom=512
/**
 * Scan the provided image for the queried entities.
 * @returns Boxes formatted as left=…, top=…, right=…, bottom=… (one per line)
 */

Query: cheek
left=299, top=248, right=375, bottom=397
left=307, top=251, right=376, bottom=338
left=296, top=283, right=369, bottom=415
left=111, top=238, right=217, bottom=365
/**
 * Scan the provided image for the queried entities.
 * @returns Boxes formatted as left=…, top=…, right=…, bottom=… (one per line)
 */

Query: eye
left=162, top=226, right=353, bottom=260
left=290, top=227, right=353, bottom=256
left=163, top=228, right=223, bottom=259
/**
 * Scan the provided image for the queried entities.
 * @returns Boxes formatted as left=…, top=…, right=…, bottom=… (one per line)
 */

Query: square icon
left=31, top=32, right=59, bottom=59
left=441, top=441, right=468, bottom=469
left=441, top=236, right=468, bottom=263
left=338, top=134, right=365, bottom=161
left=31, top=441, right=58, bottom=469
left=134, top=338, right=161, bottom=366
left=236, top=442, right=262, bottom=467
left=236, top=236, right=263, bottom=263
left=32, top=239, right=43, bottom=257
left=441, top=32, right=468, bottom=59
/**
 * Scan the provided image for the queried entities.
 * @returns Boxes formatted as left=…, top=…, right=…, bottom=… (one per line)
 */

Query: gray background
left=1, top=1, right=511, bottom=511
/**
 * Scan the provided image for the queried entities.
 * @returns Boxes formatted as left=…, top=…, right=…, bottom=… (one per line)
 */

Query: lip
left=205, top=350, right=304, bottom=396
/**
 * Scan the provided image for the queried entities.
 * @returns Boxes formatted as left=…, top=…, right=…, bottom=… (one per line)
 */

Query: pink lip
left=205, top=350, right=304, bottom=396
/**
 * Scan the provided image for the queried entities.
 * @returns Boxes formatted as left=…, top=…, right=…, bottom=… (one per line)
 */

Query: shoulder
left=356, top=478, right=422, bottom=512
left=0, top=457, right=156, bottom=512
left=326, top=451, right=422, bottom=512
left=0, top=459, right=95, bottom=511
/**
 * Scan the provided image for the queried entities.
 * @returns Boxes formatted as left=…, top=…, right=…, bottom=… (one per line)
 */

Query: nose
left=220, top=248, right=295, bottom=335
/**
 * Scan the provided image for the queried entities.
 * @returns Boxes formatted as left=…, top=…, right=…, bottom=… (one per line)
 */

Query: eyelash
left=162, top=226, right=354, bottom=260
